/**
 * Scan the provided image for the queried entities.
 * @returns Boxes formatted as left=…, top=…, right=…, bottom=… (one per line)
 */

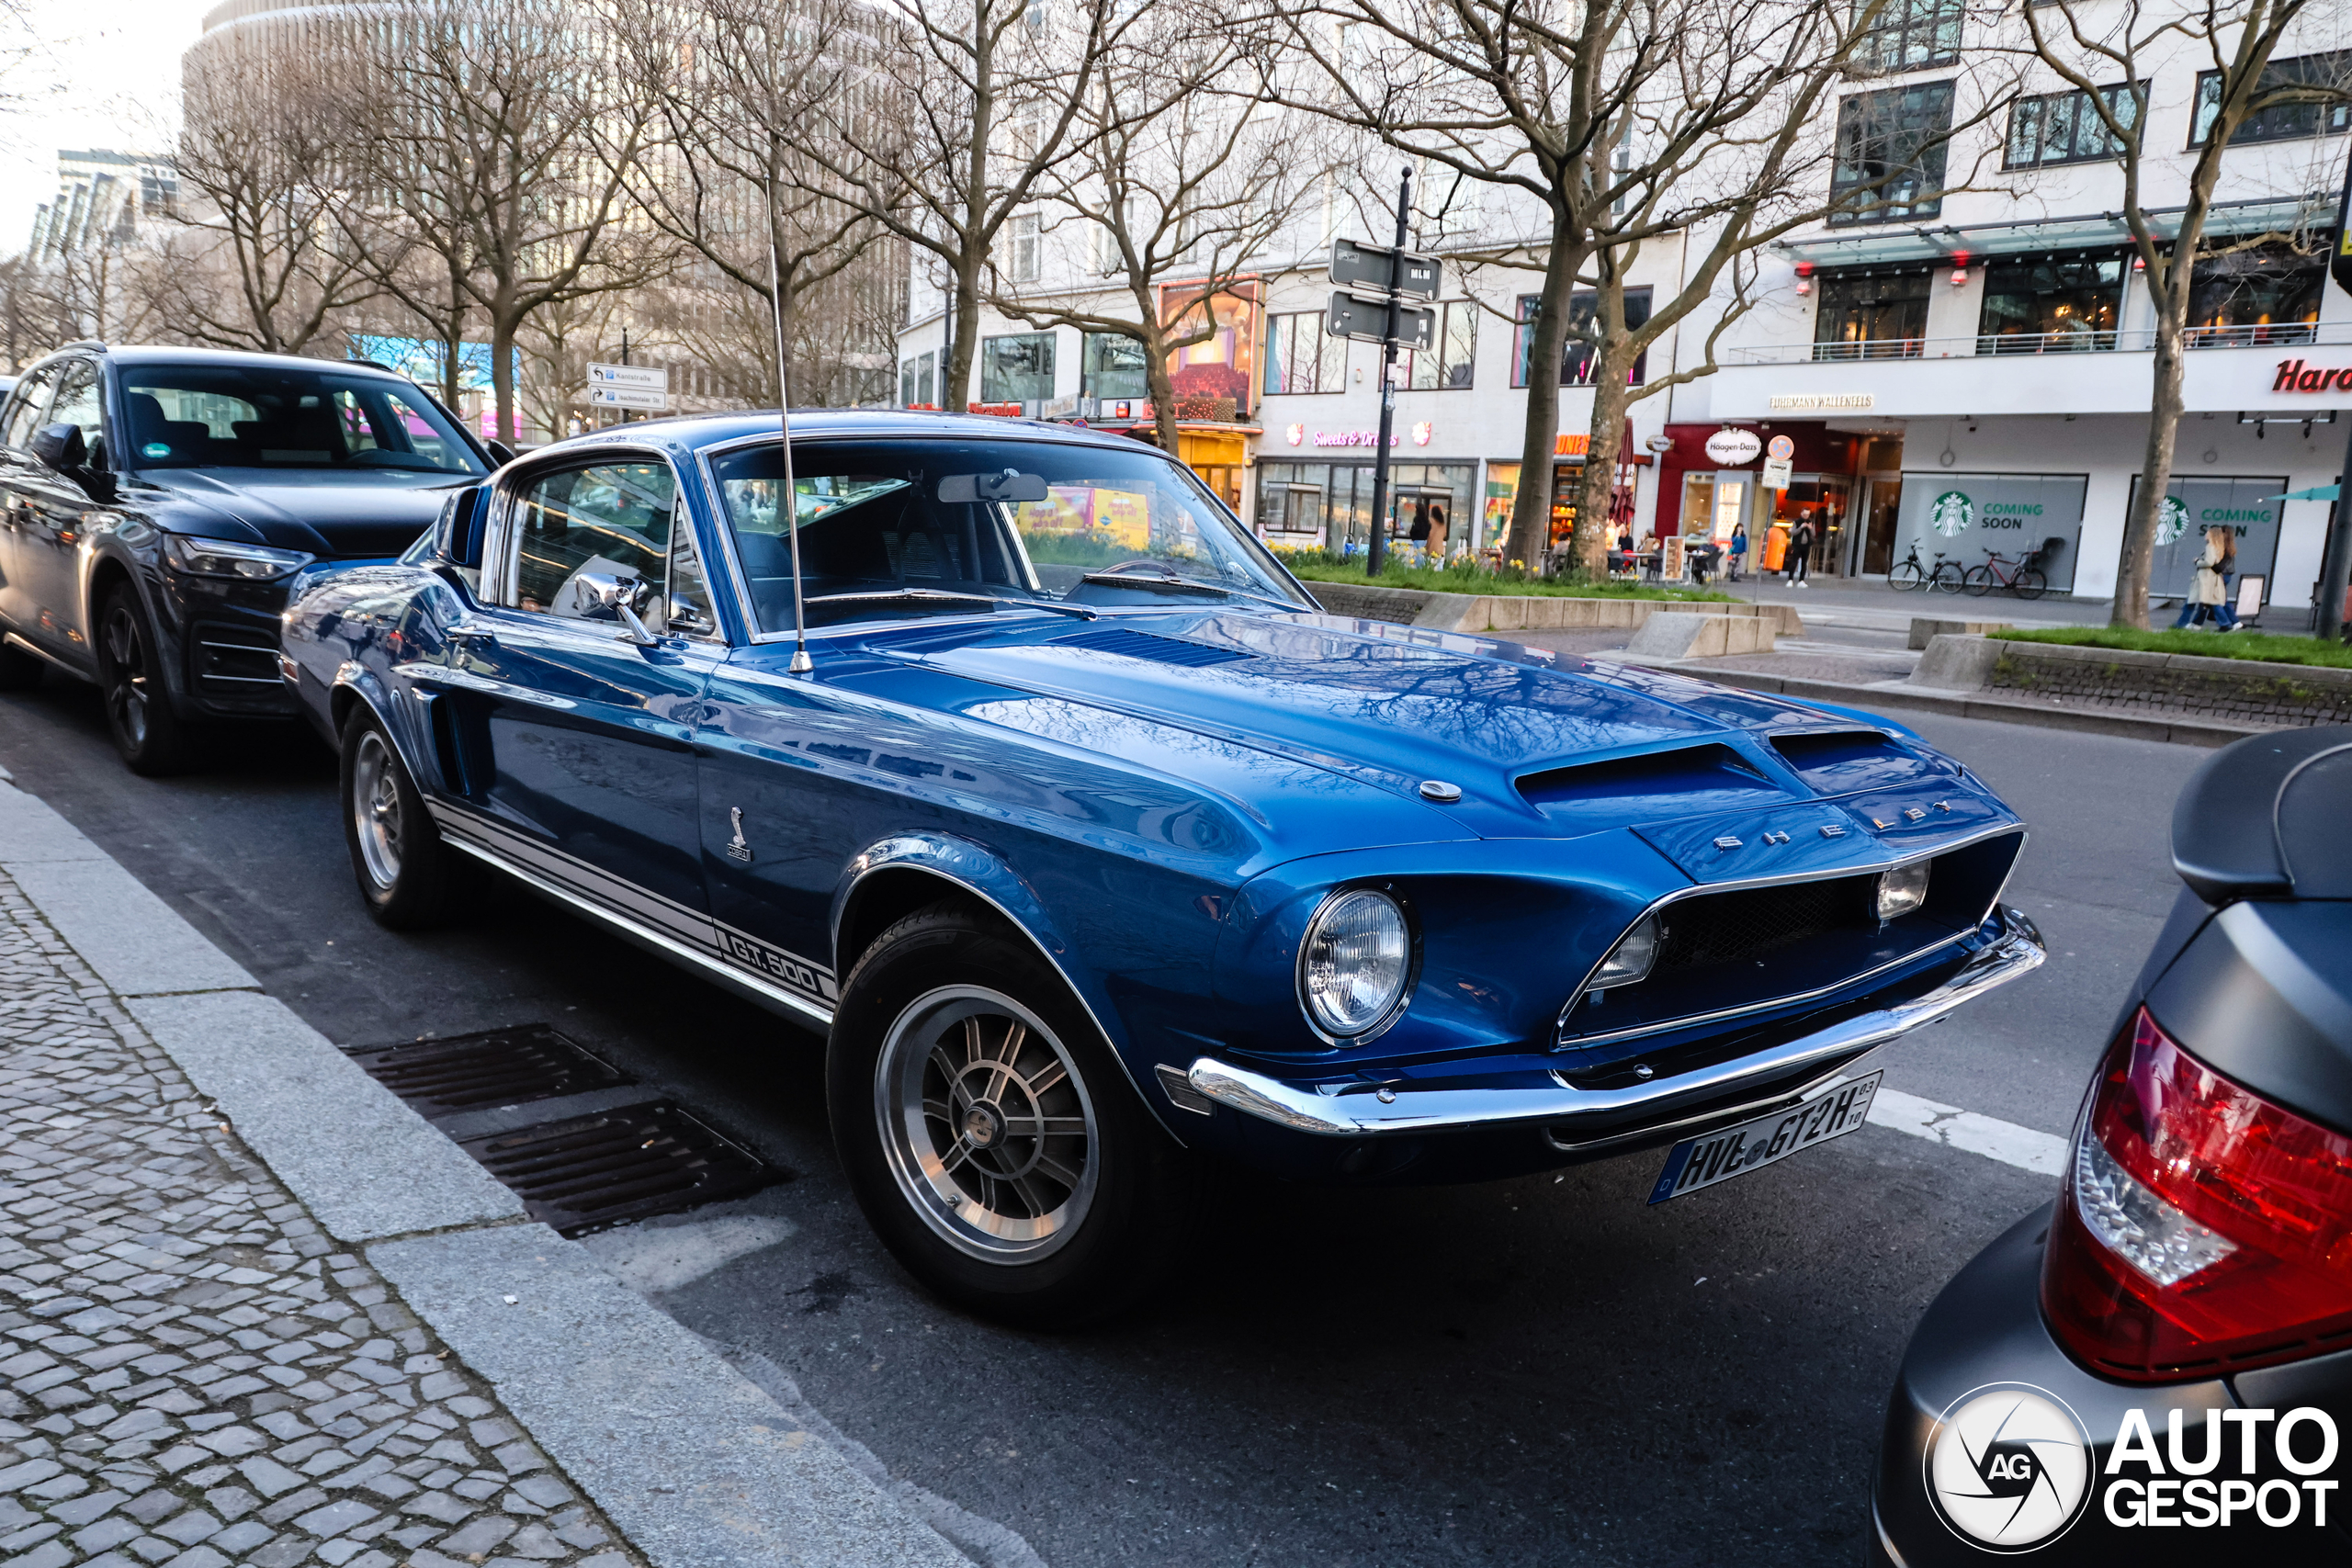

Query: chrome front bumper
left=1187, top=910, right=2046, bottom=1139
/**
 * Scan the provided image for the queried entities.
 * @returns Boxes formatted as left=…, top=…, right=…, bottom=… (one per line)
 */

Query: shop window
left=2005, top=82, right=2144, bottom=168
left=899, top=351, right=936, bottom=408
left=1512, top=289, right=1651, bottom=388
left=978, top=333, right=1055, bottom=404
left=1975, top=254, right=2122, bottom=353
left=1081, top=333, right=1148, bottom=399
left=1829, top=83, right=1953, bottom=226
left=1854, top=0, right=1962, bottom=75
left=2187, top=242, right=2325, bottom=346
left=1812, top=268, right=1930, bottom=359
left=2191, top=51, right=2351, bottom=147
left=1405, top=302, right=1478, bottom=389
left=1263, top=311, right=1344, bottom=395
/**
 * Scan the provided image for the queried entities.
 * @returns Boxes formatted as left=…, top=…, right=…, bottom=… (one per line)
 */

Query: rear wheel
left=1889, top=560, right=1926, bottom=592
left=98, top=587, right=196, bottom=775
left=339, top=706, right=460, bottom=929
left=1962, top=565, right=1994, bottom=597
left=0, top=639, right=43, bottom=691
left=1929, top=561, right=1964, bottom=595
left=829, top=901, right=1201, bottom=1328
left=2012, top=568, right=2048, bottom=601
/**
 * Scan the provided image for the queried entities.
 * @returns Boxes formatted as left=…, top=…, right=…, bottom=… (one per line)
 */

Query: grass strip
left=1991, top=626, right=2352, bottom=670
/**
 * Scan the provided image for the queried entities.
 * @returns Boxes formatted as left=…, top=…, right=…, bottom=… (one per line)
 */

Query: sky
left=0, top=0, right=198, bottom=254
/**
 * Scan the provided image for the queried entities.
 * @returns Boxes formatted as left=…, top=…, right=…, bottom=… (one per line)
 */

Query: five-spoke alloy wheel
left=97, top=587, right=194, bottom=774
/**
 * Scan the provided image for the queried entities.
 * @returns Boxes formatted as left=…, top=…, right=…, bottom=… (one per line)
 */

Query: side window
left=510, top=462, right=675, bottom=623
left=48, top=363, right=107, bottom=468
left=4, top=365, right=64, bottom=450
left=669, top=517, right=716, bottom=637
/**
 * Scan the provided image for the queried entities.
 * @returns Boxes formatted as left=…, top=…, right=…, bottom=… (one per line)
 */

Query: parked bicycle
left=1964, top=547, right=2050, bottom=600
left=1889, top=543, right=1965, bottom=594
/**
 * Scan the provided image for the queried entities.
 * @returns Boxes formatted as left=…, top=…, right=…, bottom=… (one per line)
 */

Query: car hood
left=137, top=468, right=467, bottom=558
left=899, top=608, right=1989, bottom=853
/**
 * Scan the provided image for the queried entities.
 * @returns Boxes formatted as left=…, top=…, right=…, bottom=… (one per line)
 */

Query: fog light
left=1876, top=861, right=1930, bottom=921
left=1589, top=914, right=1660, bottom=990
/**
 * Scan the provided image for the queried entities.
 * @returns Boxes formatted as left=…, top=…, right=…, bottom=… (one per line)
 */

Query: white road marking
left=1867, top=1088, right=2070, bottom=1177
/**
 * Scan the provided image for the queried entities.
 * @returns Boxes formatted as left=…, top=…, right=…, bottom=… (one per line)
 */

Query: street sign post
left=588, top=362, right=667, bottom=392
left=1326, top=291, right=1437, bottom=350
left=1329, top=238, right=1441, bottom=299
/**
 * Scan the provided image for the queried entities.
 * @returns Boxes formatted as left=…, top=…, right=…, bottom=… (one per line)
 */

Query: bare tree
left=168, top=62, right=377, bottom=354
left=2015, top=0, right=2347, bottom=627
left=988, top=6, right=1338, bottom=454
left=796, top=0, right=1130, bottom=409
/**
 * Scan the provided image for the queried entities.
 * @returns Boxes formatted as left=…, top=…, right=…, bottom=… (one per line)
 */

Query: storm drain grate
left=455, top=1101, right=775, bottom=1236
left=347, top=1024, right=634, bottom=1119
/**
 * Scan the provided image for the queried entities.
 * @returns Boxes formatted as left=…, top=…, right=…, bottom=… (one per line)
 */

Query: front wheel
left=829, top=902, right=1201, bottom=1328
left=1962, top=565, right=1994, bottom=598
left=2011, top=568, right=2048, bottom=601
left=1889, top=560, right=1926, bottom=592
left=1929, top=562, right=1964, bottom=595
left=98, top=587, right=197, bottom=775
left=339, top=707, right=460, bottom=929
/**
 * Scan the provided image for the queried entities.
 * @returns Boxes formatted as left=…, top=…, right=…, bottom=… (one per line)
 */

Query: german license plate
left=1647, top=1071, right=1883, bottom=1204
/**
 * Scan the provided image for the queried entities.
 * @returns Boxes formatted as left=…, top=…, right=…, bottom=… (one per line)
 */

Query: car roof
left=52, top=344, right=418, bottom=382
left=569, top=408, right=1162, bottom=457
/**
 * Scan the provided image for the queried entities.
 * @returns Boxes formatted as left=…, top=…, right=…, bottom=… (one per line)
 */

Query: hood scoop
left=1516, top=743, right=1790, bottom=833
left=1769, top=728, right=1958, bottom=795
left=1055, top=626, right=1254, bottom=669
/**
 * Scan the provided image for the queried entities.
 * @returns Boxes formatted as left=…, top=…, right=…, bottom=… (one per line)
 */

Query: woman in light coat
left=2174, top=526, right=2230, bottom=630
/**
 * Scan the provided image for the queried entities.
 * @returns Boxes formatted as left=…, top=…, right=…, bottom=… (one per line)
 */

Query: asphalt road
left=0, top=671, right=2204, bottom=1568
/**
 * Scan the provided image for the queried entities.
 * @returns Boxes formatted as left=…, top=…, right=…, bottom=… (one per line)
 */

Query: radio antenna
left=766, top=207, right=812, bottom=674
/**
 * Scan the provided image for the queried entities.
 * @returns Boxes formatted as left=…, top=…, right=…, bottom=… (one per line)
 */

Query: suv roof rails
left=60, top=339, right=108, bottom=354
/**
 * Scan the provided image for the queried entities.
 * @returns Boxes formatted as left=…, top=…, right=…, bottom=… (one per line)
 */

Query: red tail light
left=2041, top=1007, right=2352, bottom=1381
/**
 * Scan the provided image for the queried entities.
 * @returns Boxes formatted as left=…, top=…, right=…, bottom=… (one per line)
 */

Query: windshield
left=708, top=436, right=1309, bottom=631
left=119, top=364, right=487, bottom=476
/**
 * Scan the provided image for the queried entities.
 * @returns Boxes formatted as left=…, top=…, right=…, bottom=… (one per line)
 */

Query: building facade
left=25, top=151, right=178, bottom=264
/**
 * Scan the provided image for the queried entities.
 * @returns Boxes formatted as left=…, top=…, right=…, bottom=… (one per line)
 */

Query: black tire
left=1929, top=562, right=1964, bottom=595
left=829, top=901, right=1202, bottom=1328
left=0, top=639, right=43, bottom=691
left=1889, top=561, right=1926, bottom=592
left=96, top=586, right=197, bottom=775
left=1962, top=565, right=1994, bottom=598
left=2012, top=568, right=2048, bottom=601
left=339, top=705, right=459, bottom=929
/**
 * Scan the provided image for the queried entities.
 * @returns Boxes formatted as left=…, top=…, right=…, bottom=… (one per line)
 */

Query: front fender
left=831, top=830, right=1191, bottom=1137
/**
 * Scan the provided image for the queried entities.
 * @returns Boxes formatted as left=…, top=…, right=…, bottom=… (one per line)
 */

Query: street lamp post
left=1365, top=168, right=1410, bottom=579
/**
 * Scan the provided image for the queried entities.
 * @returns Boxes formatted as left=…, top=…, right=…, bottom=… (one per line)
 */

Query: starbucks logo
left=2156, top=495, right=2189, bottom=546
left=1930, top=491, right=1973, bottom=537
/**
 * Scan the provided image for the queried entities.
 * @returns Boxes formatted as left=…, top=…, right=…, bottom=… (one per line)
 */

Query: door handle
left=447, top=626, right=497, bottom=649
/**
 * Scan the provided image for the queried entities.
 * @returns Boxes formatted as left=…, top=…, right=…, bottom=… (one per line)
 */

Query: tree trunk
left=2116, top=305, right=2188, bottom=630
left=491, top=317, right=518, bottom=445
left=1576, top=344, right=1636, bottom=578
left=1505, top=213, right=1582, bottom=571
left=944, top=261, right=981, bottom=410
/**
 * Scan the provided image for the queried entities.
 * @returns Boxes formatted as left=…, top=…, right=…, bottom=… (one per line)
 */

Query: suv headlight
left=164, top=534, right=314, bottom=581
left=1589, top=913, right=1660, bottom=990
left=1875, top=861, right=1930, bottom=922
left=1299, top=889, right=1412, bottom=1040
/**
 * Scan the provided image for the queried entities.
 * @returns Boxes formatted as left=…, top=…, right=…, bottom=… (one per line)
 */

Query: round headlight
left=1299, top=889, right=1412, bottom=1039
left=1876, top=861, right=1931, bottom=922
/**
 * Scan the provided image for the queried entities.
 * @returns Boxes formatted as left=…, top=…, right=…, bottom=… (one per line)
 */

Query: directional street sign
left=590, top=385, right=669, bottom=411
left=1327, top=290, right=1436, bottom=350
left=1329, top=238, right=1442, bottom=300
left=588, top=362, right=668, bottom=392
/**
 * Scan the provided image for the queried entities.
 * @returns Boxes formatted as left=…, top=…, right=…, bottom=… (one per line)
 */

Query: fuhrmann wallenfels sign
left=2272, top=359, right=2352, bottom=393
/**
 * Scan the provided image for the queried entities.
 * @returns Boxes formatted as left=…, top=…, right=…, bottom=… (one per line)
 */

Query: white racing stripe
left=1867, top=1087, right=2070, bottom=1177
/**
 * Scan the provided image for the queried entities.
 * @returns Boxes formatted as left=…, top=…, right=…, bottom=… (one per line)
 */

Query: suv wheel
left=340, top=707, right=459, bottom=929
left=829, top=902, right=1202, bottom=1327
left=98, top=587, right=195, bottom=774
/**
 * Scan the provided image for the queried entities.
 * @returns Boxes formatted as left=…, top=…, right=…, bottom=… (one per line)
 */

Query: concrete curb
left=1299, top=580, right=1804, bottom=636
left=0, top=774, right=980, bottom=1568
left=1674, top=664, right=2265, bottom=748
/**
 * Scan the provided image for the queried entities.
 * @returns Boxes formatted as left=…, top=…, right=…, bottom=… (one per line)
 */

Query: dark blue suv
left=0, top=344, right=500, bottom=773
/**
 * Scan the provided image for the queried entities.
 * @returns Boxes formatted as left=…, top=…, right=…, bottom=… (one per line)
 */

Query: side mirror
left=432, top=487, right=489, bottom=569
left=30, top=423, right=85, bottom=474
left=568, top=571, right=662, bottom=646
left=486, top=439, right=518, bottom=468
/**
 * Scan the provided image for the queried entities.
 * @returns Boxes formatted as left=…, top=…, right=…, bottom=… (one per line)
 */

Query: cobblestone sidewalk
left=0, top=873, right=641, bottom=1568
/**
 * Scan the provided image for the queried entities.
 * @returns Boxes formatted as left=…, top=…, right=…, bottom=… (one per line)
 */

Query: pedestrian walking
left=2174, top=526, right=2233, bottom=630
left=1426, top=502, right=1448, bottom=559
left=1788, top=513, right=1815, bottom=587
left=1408, top=499, right=1430, bottom=546
left=1729, top=522, right=1748, bottom=582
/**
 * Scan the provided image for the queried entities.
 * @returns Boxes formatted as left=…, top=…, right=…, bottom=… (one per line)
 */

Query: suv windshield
left=708, top=436, right=1309, bottom=631
left=120, top=363, right=487, bottom=476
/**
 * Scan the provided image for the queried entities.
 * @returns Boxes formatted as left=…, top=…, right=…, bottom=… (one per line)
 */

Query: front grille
left=1655, top=874, right=1874, bottom=970
left=192, top=623, right=280, bottom=689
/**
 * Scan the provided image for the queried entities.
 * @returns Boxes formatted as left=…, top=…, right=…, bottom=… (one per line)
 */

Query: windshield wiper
left=805, top=588, right=1097, bottom=620
left=1078, top=571, right=1303, bottom=613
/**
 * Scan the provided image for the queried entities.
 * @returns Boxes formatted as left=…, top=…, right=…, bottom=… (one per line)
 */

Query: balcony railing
left=1730, top=319, right=2346, bottom=366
